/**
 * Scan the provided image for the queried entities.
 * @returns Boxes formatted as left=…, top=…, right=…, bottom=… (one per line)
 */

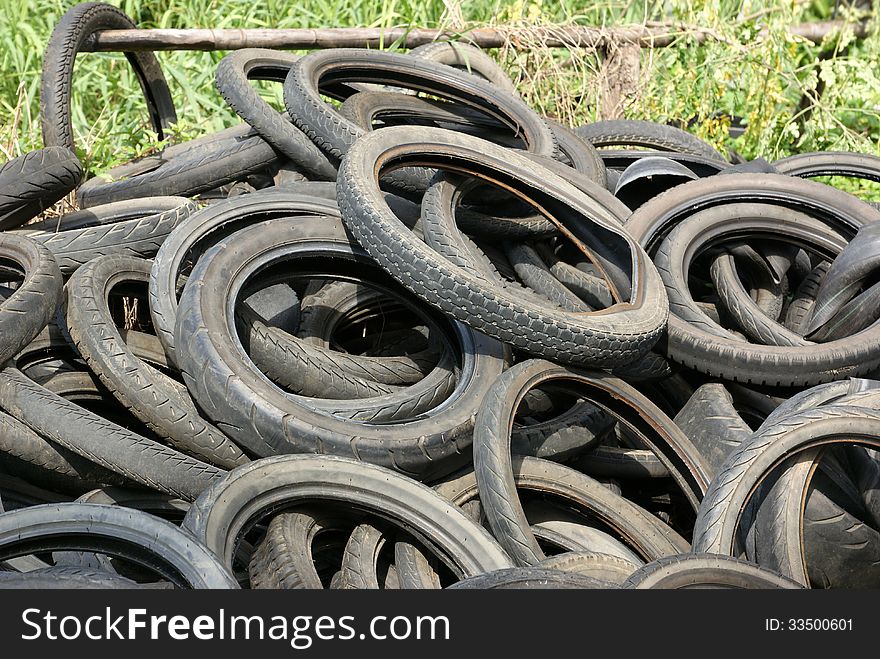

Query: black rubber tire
left=808, top=281, right=880, bottom=342
left=622, top=554, right=802, bottom=589
left=713, top=242, right=792, bottom=321
left=625, top=172, right=880, bottom=256
left=838, top=443, right=880, bottom=527
left=510, top=400, right=612, bottom=462
left=532, top=241, right=614, bottom=308
left=339, top=90, right=521, bottom=144
left=546, top=120, right=607, bottom=185
left=802, top=478, right=880, bottom=588
left=652, top=201, right=880, bottom=385
left=283, top=48, right=555, bottom=163
left=530, top=519, right=642, bottom=562
left=37, top=369, right=110, bottom=402
left=174, top=215, right=505, bottom=479
left=773, top=151, right=880, bottom=183
left=747, top=396, right=880, bottom=588
left=438, top=183, right=560, bottom=240
left=394, top=540, right=442, bottom=589
left=709, top=250, right=804, bottom=347
left=417, top=174, right=563, bottom=313
left=14, top=196, right=196, bottom=275
left=0, top=566, right=139, bottom=589
left=0, top=409, right=128, bottom=494
left=537, top=551, right=641, bottom=584
left=76, top=124, right=279, bottom=208
left=28, top=361, right=214, bottom=474
left=610, top=350, right=674, bottom=382
left=673, top=383, right=752, bottom=479
left=748, top=449, right=822, bottom=586
left=758, top=380, right=860, bottom=431
left=50, top=487, right=191, bottom=579
left=0, top=367, right=223, bottom=502
left=571, top=445, right=671, bottom=480
left=240, top=286, right=458, bottom=420
left=16, top=323, right=169, bottom=384
left=575, top=120, right=725, bottom=161
left=448, top=567, right=613, bottom=589
left=504, top=241, right=592, bottom=312
left=0, top=234, right=62, bottom=365
left=473, top=360, right=710, bottom=542
left=338, top=91, right=605, bottom=184
left=336, top=90, right=588, bottom=201
left=337, top=125, right=668, bottom=368
left=692, top=406, right=880, bottom=556
left=249, top=509, right=354, bottom=589
left=806, top=223, right=880, bottom=334
left=39, top=2, right=177, bottom=154
left=295, top=280, right=440, bottom=385
left=182, top=455, right=513, bottom=578
left=784, top=261, right=827, bottom=334
left=244, top=281, right=300, bottom=335
left=65, top=255, right=248, bottom=469
left=0, top=147, right=82, bottom=229
left=75, top=486, right=189, bottom=519
left=215, top=49, right=337, bottom=179
left=336, top=523, right=395, bottom=590
left=435, top=458, right=689, bottom=565
left=241, top=305, right=408, bottom=399
left=149, top=190, right=340, bottom=365
left=0, top=503, right=236, bottom=588
left=629, top=370, right=699, bottom=415
left=410, top=42, right=518, bottom=93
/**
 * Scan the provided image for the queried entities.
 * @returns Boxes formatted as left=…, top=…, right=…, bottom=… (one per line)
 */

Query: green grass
left=1, top=0, right=879, bottom=200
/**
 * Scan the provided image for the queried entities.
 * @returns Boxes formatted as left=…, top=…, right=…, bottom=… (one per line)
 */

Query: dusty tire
left=182, top=455, right=513, bottom=578
left=0, top=234, right=62, bottom=365
left=0, top=147, right=82, bottom=229
left=337, top=126, right=668, bottom=368
left=622, top=554, right=802, bottom=589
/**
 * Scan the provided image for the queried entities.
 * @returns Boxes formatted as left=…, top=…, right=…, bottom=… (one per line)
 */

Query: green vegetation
left=0, top=0, right=878, bottom=191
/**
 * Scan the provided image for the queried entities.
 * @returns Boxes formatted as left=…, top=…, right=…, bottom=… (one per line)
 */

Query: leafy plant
left=0, top=0, right=877, bottom=201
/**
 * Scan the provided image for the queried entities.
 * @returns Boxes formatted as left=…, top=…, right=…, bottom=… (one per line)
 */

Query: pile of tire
left=1, top=2, right=880, bottom=589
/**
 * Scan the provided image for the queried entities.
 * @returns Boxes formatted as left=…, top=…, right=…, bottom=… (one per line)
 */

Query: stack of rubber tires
left=1, top=1, right=880, bottom=589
